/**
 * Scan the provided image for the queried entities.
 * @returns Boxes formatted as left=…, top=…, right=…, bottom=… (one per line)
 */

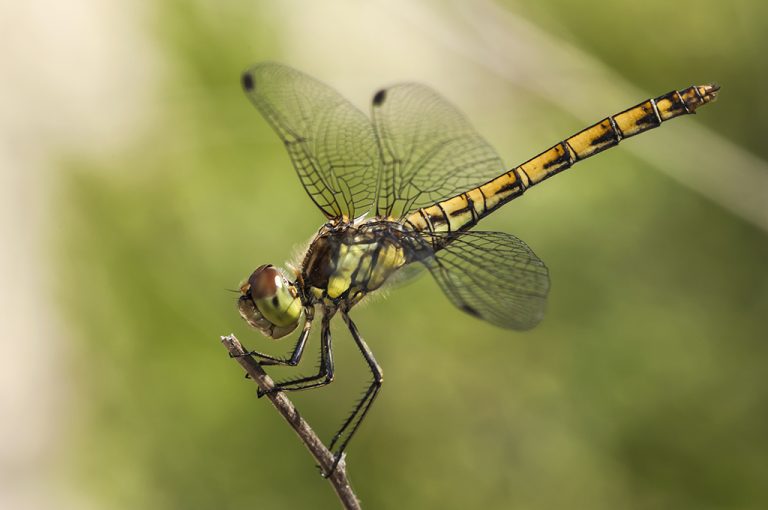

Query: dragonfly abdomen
left=406, top=84, right=719, bottom=234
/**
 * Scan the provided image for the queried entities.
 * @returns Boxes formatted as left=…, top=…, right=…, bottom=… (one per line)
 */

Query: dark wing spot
left=460, top=304, right=481, bottom=318
left=242, top=72, right=254, bottom=91
left=372, top=89, right=387, bottom=106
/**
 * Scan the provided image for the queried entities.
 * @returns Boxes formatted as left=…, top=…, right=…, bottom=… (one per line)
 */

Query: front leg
left=243, top=307, right=315, bottom=367
left=258, top=310, right=335, bottom=397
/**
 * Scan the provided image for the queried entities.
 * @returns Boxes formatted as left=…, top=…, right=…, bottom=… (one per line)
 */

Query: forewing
left=371, top=83, right=506, bottom=218
left=420, top=231, right=550, bottom=330
left=242, top=63, right=379, bottom=219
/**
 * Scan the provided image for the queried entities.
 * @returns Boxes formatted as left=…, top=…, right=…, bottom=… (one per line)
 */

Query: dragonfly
left=236, top=62, right=719, bottom=474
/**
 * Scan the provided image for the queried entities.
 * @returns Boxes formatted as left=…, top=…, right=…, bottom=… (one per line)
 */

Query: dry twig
left=220, top=334, right=362, bottom=510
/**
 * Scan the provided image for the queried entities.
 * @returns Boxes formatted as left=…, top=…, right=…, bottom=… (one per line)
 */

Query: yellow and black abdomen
left=406, top=84, right=719, bottom=234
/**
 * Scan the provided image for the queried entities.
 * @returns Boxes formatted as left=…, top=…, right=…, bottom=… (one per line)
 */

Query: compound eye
left=240, top=265, right=301, bottom=330
left=247, top=264, right=279, bottom=299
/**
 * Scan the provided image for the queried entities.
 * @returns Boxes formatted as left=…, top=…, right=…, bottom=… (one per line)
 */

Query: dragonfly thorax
left=300, top=219, right=410, bottom=307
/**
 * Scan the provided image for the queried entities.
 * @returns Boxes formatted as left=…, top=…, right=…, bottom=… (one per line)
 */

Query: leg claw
left=257, top=387, right=280, bottom=399
left=321, top=453, right=343, bottom=478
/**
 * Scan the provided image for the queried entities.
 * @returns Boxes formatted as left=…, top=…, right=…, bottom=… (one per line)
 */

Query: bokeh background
left=3, top=0, right=767, bottom=509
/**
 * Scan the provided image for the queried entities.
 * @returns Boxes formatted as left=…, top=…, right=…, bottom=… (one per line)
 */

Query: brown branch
left=220, top=334, right=362, bottom=510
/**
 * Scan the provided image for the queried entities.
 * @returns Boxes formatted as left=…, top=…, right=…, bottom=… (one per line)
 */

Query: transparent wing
left=242, top=62, right=379, bottom=219
left=371, top=83, right=506, bottom=218
left=419, top=231, right=550, bottom=330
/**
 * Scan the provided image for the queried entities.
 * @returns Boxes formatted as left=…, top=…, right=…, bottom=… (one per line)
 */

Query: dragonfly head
left=238, top=264, right=301, bottom=339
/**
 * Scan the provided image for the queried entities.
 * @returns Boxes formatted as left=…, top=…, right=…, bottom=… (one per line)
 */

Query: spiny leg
left=327, top=312, right=383, bottom=474
left=258, top=310, right=335, bottom=397
left=244, top=307, right=315, bottom=366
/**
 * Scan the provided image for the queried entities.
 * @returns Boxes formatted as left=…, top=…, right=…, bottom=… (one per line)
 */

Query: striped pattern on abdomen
left=405, top=84, right=719, bottom=234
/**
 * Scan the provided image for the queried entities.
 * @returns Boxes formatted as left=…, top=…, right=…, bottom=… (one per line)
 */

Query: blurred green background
left=4, top=0, right=767, bottom=509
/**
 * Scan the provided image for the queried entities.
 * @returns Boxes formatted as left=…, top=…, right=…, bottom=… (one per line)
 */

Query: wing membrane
left=371, top=83, right=506, bottom=218
left=242, top=63, right=379, bottom=219
left=420, top=231, right=550, bottom=330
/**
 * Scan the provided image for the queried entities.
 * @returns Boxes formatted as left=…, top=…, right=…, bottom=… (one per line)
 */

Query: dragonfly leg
left=257, top=311, right=335, bottom=397
left=242, top=308, right=315, bottom=366
left=325, top=312, right=383, bottom=475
